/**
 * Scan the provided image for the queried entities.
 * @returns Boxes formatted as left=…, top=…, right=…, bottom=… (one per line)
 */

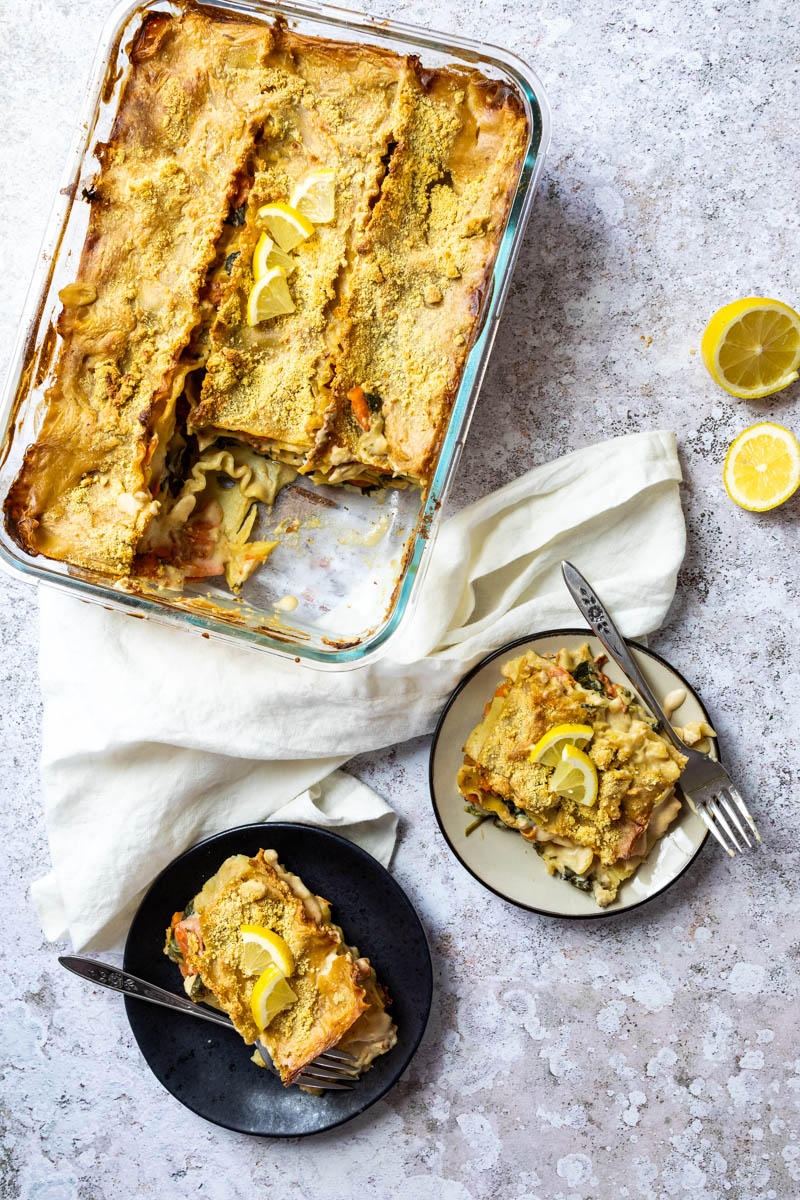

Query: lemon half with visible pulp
left=252, top=233, right=295, bottom=280
left=246, top=266, right=295, bottom=325
left=250, top=964, right=298, bottom=1031
left=256, top=201, right=314, bottom=252
left=529, top=723, right=594, bottom=768
left=701, top=297, right=800, bottom=399
left=723, top=422, right=800, bottom=511
left=290, top=168, right=336, bottom=224
left=240, top=924, right=295, bottom=977
left=548, top=744, right=599, bottom=807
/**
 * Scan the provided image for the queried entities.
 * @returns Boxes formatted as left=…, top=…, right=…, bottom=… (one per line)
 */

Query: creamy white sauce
left=357, top=413, right=389, bottom=459
left=261, top=848, right=325, bottom=924
left=338, top=514, right=391, bottom=547
left=274, top=594, right=298, bottom=612
left=663, top=687, right=687, bottom=720
left=338, top=1006, right=397, bottom=1067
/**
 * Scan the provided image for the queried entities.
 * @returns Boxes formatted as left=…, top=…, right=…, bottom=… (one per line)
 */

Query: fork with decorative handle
left=561, top=562, right=761, bottom=857
left=58, top=956, right=360, bottom=1090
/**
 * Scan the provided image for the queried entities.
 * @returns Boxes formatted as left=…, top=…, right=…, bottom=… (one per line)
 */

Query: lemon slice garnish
left=548, top=744, right=599, bottom=807
left=701, top=297, right=800, bottom=399
left=250, top=964, right=298, bottom=1031
left=256, top=201, right=314, bottom=252
left=290, top=168, right=336, bottom=224
left=252, top=233, right=295, bottom=280
left=240, top=924, right=295, bottom=977
left=246, top=267, right=295, bottom=325
left=723, top=422, right=800, bottom=511
left=529, top=723, right=594, bottom=768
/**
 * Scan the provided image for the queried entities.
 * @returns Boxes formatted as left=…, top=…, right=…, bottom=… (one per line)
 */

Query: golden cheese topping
left=4, top=6, right=528, bottom=588
left=315, top=68, right=528, bottom=484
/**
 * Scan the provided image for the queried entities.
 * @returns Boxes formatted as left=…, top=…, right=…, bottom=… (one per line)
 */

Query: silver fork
left=58, top=956, right=360, bottom=1090
left=562, top=562, right=762, bottom=857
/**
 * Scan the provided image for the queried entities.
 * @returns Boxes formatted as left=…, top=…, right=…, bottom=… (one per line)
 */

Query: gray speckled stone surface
left=1, top=1, right=799, bottom=1197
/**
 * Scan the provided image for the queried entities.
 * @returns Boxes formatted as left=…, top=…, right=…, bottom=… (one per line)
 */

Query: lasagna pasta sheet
left=4, top=5, right=528, bottom=588
left=457, top=645, right=687, bottom=907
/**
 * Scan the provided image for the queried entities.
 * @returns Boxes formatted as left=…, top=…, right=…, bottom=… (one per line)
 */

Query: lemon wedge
left=240, top=924, right=295, bottom=977
left=290, top=168, right=336, bottom=224
left=252, top=233, right=295, bottom=280
left=723, top=422, right=800, bottom=511
left=701, top=298, right=800, bottom=399
left=250, top=964, right=298, bottom=1031
left=548, top=744, right=599, bottom=807
left=529, top=723, right=594, bottom=768
left=246, top=266, right=295, bottom=325
left=256, top=201, right=314, bottom=252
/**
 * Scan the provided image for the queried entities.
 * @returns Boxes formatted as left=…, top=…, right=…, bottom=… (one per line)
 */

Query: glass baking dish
left=0, top=0, right=550, bottom=669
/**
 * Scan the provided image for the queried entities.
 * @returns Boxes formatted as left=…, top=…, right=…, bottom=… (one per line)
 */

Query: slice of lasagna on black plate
left=165, top=848, right=396, bottom=1087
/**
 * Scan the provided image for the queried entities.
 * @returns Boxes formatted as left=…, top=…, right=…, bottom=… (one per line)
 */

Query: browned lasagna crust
left=5, top=4, right=528, bottom=590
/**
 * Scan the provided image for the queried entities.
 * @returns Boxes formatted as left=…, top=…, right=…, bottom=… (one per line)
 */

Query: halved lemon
left=290, top=168, right=336, bottom=224
left=701, top=298, right=800, bottom=399
left=256, top=201, right=314, bottom=252
left=250, top=964, right=298, bottom=1031
left=246, top=267, right=295, bottom=325
left=240, top=924, right=295, bottom=977
left=723, top=422, right=800, bottom=511
left=252, top=233, right=295, bottom=280
left=529, top=723, right=594, bottom=768
left=548, top=744, right=599, bottom=807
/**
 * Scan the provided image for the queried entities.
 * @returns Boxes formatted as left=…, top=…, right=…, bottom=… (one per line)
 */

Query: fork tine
left=726, top=786, right=762, bottom=843
left=717, top=791, right=751, bottom=847
left=688, top=793, right=735, bottom=857
left=708, top=796, right=743, bottom=853
left=297, top=1069, right=356, bottom=1090
left=259, top=1050, right=357, bottom=1090
left=297, top=1074, right=355, bottom=1091
left=302, top=1060, right=360, bottom=1081
left=317, top=1048, right=359, bottom=1066
left=305, top=1059, right=360, bottom=1080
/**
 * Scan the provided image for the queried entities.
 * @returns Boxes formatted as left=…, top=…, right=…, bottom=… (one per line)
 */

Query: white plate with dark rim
left=429, top=629, right=713, bottom=919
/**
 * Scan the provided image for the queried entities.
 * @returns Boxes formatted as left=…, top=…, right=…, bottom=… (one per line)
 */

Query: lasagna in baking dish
left=457, top=646, right=688, bottom=906
left=4, top=4, right=528, bottom=592
left=164, top=849, right=396, bottom=1087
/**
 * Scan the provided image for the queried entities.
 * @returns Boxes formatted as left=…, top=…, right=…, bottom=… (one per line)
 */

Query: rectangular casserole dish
left=0, top=0, right=550, bottom=669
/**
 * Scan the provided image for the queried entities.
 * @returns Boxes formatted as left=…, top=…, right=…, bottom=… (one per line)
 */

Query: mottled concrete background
left=1, top=1, right=799, bottom=1197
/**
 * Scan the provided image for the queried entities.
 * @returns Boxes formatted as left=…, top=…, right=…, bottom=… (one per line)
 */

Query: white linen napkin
left=31, top=770, right=397, bottom=950
left=33, top=429, right=685, bottom=949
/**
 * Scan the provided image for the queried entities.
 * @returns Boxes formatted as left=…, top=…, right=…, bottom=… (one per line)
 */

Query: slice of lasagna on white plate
left=457, top=645, right=689, bottom=906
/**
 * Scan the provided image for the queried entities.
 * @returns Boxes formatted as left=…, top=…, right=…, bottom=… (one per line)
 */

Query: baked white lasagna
left=457, top=645, right=688, bottom=906
left=5, top=4, right=528, bottom=595
left=164, top=848, right=396, bottom=1086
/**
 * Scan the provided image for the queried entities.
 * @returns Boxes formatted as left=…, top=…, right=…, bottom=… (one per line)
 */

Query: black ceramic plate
left=124, top=823, right=432, bottom=1136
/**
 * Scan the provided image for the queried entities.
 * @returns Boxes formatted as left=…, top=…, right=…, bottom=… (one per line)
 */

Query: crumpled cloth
left=33, top=428, right=685, bottom=949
